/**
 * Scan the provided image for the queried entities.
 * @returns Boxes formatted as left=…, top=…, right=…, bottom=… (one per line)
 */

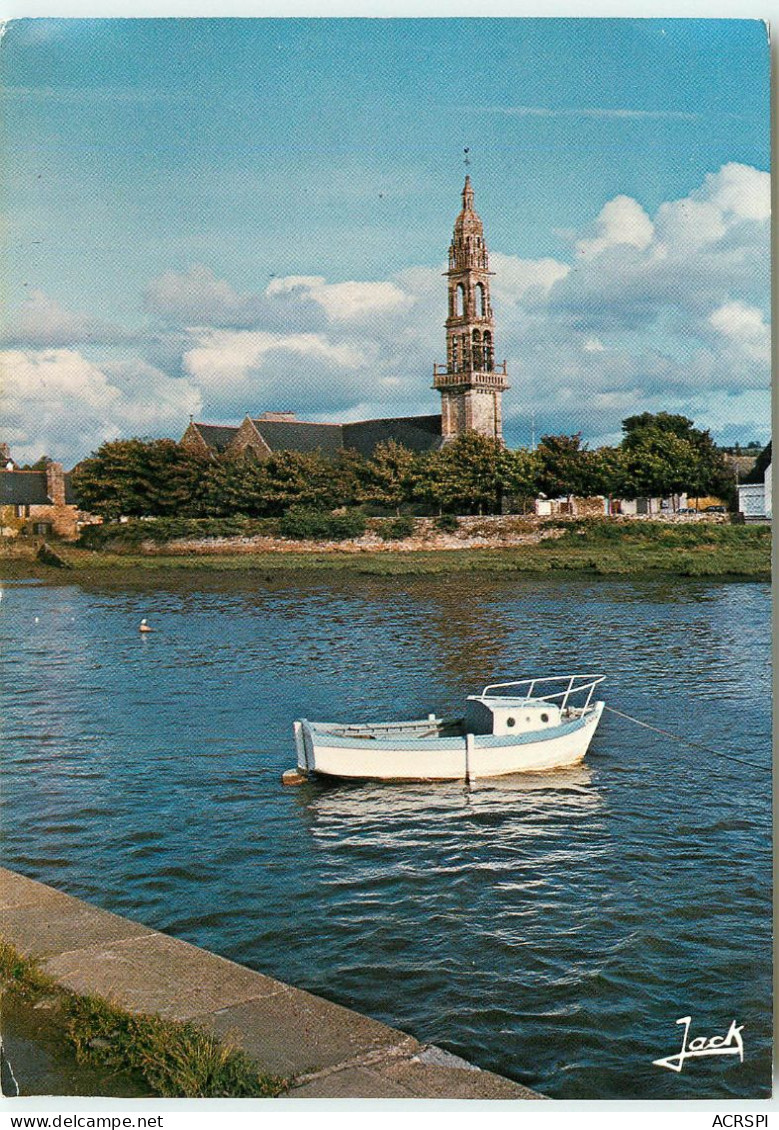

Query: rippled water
left=1, top=572, right=771, bottom=1098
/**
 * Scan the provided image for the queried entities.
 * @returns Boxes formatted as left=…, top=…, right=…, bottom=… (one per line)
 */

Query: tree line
left=71, top=412, right=736, bottom=520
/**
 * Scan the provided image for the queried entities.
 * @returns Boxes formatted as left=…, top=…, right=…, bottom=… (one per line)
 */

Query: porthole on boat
left=506, top=717, right=516, bottom=727
left=541, top=713, right=549, bottom=722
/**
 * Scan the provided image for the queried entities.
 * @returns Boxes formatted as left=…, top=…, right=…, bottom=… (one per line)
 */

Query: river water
left=1, top=572, right=771, bottom=1099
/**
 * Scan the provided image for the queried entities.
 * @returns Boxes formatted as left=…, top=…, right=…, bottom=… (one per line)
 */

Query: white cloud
left=696, top=162, right=771, bottom=222
left=0, top=349, right=201, bottom=465
left=575, top=195, right=654, bottom=259
left=265, top=275, right=411, bottom=322
left=709, top=300, right=768, bottom=343
left=491, top=253, right=570, bottom=303
left=0, top=289, right=129, bottom=348
left=308, top=280, right=411, bottom=322
left=265, top=276, right=326, bottom=296
left=144, top=265, right=263, bottom=328
left=4, top=163, right=769, bottom=460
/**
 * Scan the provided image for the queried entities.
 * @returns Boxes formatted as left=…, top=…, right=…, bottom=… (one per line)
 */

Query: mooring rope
left=603, top=705, right=769, bottom=773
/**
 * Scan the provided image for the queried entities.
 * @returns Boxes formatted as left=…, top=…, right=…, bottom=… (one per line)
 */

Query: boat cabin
left=465, top=695, right=563, bottom=737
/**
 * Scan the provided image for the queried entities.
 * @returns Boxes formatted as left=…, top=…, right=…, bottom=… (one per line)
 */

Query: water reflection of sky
left=0, top=574, right=771, bottom=1099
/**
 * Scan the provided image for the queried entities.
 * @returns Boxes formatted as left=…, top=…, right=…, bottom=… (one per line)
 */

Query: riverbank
left=0, top=518, right=771, bottom=580
left=0, top=868, right=540, bottom=1100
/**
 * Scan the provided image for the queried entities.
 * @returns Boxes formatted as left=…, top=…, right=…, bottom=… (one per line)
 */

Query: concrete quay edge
left=0, top=867, right=543, bottom=1100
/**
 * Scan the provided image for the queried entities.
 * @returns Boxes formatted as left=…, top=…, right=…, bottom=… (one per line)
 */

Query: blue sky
left=1, top=18, right=770, bottom=463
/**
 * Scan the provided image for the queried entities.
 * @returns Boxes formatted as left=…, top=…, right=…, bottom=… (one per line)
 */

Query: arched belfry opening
left=432, top=175, right=510, bottom=441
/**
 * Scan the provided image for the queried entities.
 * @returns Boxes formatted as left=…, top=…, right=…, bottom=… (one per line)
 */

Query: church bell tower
left=433, top=176, right=509, bottom=441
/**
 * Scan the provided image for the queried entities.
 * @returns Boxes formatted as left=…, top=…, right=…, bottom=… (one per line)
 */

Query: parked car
left=677, top=507, right=698, bottom=515
left=703, top=505, right=728, bottom=514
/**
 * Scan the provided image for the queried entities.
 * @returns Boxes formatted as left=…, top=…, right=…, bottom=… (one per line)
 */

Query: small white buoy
left=34, top=617, right=39, bottom=624
left=139, top=618, right=153, bottom=633
left=281, top=769, right=307, bottom=786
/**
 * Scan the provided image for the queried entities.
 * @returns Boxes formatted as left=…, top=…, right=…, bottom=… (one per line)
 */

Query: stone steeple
left=433, top=176, right=509, bottom=441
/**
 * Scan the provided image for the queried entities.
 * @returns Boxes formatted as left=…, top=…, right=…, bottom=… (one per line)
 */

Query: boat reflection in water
left=294, top=762, right=602, bottom=833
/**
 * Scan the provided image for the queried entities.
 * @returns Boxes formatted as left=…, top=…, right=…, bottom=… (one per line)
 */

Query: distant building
left=0, top=458, right=89, bottom=539
left=433, top=175, right=509, bottom=442
left=183, top=177, right=510, bottom=458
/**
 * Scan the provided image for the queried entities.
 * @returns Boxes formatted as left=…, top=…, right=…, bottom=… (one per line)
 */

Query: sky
left=0, top=17, right=770, bottom=465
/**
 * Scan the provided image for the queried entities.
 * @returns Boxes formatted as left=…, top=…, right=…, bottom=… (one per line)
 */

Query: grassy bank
left=0, top=940, right=288, bottom=1098
left=0, top=520, right=771, bottom=580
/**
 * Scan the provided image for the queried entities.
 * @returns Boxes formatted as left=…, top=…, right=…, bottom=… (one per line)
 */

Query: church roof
left=191, top=424, right=239, bottom=452
left=343, top=415, right=443, bottom=457
left=251, top=419, right=344, bottom=457
left=454, top=174, right=484, bottom=237
left=187, top=414, right=443, bottom=458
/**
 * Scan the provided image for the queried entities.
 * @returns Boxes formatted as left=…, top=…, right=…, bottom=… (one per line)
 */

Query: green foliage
left=619, top=412, right=735, bottom=504
left=742, top=441, right=772, bottom=484
left=197, top=450, right=343, bottom=517
left=362, top=440, right=419, bottom=512
left=278, top=507, right=367, bottom=541
left=66, top=994, right=287, bottom=1098
left=414, top=432, right=507, bottom=514
left=535, top=433, right=602, bottom=499
left=0, top=938, right=286, bottom=1098
left=20, top=455, right=54, bottom=471
left=72, top=440, right=211, bottom=519
left=501, top=446, right=542, bottom=503
left=379, top=514, right=415, bottom=540
left=435, top=513, right=459, bottom=532
left=65, top=416, right=743, bottom=531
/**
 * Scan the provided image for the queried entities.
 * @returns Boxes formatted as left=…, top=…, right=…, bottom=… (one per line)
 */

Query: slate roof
left=343, top=415, right=443, bottom=457
left=0, top=471, right=51, bottom=506
left=190, top=414, right=443, bottom=459
left=193, top=424, right=239, bottom=452
left=251, top=419, right=344, bottom=457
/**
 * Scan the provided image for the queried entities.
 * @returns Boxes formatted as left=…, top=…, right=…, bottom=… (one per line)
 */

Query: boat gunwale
left=305, top=704, right=603, bottom=751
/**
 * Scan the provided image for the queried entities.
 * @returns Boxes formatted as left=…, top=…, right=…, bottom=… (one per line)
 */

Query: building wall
left=737, top=482, right=766, bottom=519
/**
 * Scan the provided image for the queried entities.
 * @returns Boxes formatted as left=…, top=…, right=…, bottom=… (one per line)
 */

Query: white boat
left=293, top=674, right=605, bottom=782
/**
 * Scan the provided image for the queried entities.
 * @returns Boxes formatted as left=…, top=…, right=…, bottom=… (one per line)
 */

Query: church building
left=182, top=177, right=509, bottom=459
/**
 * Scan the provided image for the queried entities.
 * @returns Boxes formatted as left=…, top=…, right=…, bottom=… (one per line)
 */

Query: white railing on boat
left=479, top=674, right=605, bottom=714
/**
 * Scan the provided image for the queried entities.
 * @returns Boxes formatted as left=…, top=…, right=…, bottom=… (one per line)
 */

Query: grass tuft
left=66, top=995, right=287, bottom=1098
left=0, top=939, right=288, bottom=1098
left=0, top=939, right=58, bottom=1000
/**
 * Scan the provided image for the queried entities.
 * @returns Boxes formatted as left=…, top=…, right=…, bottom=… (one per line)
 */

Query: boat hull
left=294, top=702, right=604, bottom=781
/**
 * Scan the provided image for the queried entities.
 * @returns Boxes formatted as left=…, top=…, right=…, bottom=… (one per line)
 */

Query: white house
left=737, top=462, right=772, bottom=521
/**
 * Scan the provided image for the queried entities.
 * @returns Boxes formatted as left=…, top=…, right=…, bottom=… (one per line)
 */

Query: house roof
left=0, top=471, right=51, bottom=506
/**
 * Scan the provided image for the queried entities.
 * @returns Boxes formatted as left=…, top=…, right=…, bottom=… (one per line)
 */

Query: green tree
left=536, top=434, right=602, bottom=499
left=414, top=433, right=506, bottom=514
left=361, top=440, right=418, bottom=512
left=589, top=446, right=627, bottom=510
left=619, top=412, right=734, bottom=507
left=71, top=439, right=209, bottom=519
left=742, top=441, right=771, bottom=484
left=501, top=446, right=542, bottom=510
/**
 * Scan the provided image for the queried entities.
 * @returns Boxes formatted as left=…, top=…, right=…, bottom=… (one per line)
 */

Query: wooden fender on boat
left=282, top=768, right=307, bottom=786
